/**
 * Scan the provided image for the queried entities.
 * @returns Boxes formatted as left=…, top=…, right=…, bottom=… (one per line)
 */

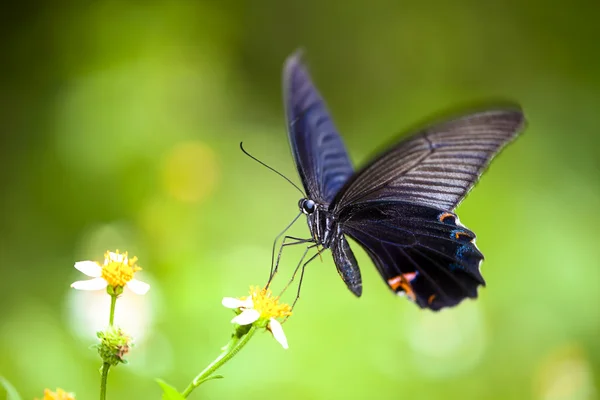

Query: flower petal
left=222, top=297, right=254, bottom=309
left=71, top=277, right=108, bottom=291
left=268, top=318, right=288, bottom=349
left=231, top=309, right=260, bottom=325
left=74, top=261, right=102, bottom=277
left=108, top=251, right=124, bottom=262
left=240, top=297, right=254, bottom=308
left=126, top=279, right=150, bottom=295
left=222, top=297, right=244, bottom=309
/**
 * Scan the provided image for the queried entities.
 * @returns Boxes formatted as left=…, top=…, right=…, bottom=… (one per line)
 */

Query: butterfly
left=279, top=51, right=525, bottom=310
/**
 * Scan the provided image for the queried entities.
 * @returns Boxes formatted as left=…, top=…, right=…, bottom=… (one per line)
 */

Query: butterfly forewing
left=332, top=110, right=525, bottom=212
left=284, top=51, right=354, bottom=204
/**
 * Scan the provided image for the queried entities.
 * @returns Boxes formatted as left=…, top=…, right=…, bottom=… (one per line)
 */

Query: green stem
left=181, top=325, right=257, bottom=398
left=100, top=293, right=118, bottom=400
left=108, top=294, right=117, bottom=326
left=100, top=362, right=110, bottom=400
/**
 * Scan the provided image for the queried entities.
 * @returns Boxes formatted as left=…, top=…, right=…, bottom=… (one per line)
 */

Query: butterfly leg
left=269, top=212, right=304, bottom=282
left=279, top=245, right=321, bottom=317
left=268, top=235, right=314, bottom=287
left=289, top=252, right=321, bottom=312
left=278, top=243, right=318, bottom=295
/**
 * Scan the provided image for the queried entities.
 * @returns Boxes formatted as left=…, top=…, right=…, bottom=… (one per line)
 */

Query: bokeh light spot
left=161, top=141, right=218, bottom=203
left=76, top=222, right=141, bottom=264
left=407, top=302, right=487, bottom=378
left=534, top=343, right=597, bottom=400
left=66, top=279, right=157, bottom=346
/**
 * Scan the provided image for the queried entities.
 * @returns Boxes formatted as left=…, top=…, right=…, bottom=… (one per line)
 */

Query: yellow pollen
left=37, top=388, right=76, bottom=400
left=100, top=250, right=141, bottom=288
left=245, top=286, right=292, bottom=320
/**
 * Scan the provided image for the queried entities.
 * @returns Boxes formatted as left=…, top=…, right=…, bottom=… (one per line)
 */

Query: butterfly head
left=299, top=198, right=316, bottom=215
left=299, top=198, right=336, bottom=248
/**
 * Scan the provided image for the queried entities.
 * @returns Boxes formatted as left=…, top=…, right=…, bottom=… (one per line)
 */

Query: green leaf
left=197, top=375, right=224, bottom=385
left=156, top=379, right=186, bottom=400
left=0, top=376, right=22, bottom=400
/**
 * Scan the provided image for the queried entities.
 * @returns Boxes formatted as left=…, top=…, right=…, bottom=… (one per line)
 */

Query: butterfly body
left=283, top=51, right=525, bottom=310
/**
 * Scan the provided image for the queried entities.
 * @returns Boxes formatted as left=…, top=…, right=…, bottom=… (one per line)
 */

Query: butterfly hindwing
left=284, top=51, right=354, bottom=204
left=327, top=109, right=523, bottom=309
left=340, top=202, right=484, bottom=310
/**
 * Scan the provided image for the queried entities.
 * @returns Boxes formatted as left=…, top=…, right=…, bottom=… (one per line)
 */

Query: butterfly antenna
left=240, top=142, right=305, bottom=196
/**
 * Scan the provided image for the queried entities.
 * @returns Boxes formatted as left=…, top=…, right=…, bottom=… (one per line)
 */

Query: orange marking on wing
left=439, top=212, right=454, bottom=222
left=455, top=231, right=472, bottom=240
left=387, top=274, right=417, bottom=301
left=428, top=294, right=436, bottom=305
left=402, top=282, right=416, bottom=301
left=387, top=276, right=403, bottom=291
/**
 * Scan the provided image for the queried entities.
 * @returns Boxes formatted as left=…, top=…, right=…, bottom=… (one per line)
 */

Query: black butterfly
left=278, top=51, right=524, bottom=311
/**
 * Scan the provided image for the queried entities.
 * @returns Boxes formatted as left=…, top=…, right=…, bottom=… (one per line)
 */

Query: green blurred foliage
left=0, top=1, right=599, bottom=399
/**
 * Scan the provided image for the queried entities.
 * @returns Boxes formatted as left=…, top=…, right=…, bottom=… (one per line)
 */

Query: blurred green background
left=1, top=1, right=599, bottom=399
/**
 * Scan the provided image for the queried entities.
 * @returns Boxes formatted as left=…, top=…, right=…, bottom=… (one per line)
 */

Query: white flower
left=71, top=250, right=150, bottom=295
left=266, top=318, right=288, bottom=350
left=222, top=287, right=291, bottom=349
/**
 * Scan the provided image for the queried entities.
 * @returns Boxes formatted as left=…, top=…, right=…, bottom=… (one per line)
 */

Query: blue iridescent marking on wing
left=283, top=51, right=354, bottom=204
left=450, top=248, right=467, bottom=271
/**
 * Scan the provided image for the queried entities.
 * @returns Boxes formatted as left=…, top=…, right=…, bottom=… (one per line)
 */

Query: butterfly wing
left=283, top=51, right=354, bottom=204
left=332, top=110, right=525, bottom=211
left=332, top=109, right=524, bottom=309
left=340, top=202, right=484, bottom=310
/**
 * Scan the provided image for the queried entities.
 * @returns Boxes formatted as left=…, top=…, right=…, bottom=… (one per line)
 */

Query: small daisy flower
left=222, top=286, right=292, bottom=349
left=35, top=388, right=76, bottom=400
left=71, top=250, right=150, bottom=295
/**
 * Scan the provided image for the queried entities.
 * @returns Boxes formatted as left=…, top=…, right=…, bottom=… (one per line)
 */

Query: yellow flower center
left=246, top=286, right=292, bottom=320
left=100, top=250, right=141, bottom=288
left=37, top=388, right=76, bottom=400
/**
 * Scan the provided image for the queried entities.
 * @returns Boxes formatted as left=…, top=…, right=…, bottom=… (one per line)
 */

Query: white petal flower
left=223, top=287, right=292, bottom=349
left=71, top=250, right=150, bottom=295
left=268, top=318, right=288, bottom=349
left=231, top=308, right=260, bottom=325
left=74, top=261, right=102, bottom=277
left=71, top=277, right=108, bottom=291
left=126, top=279, right=151, bottom=295
left=222, top=297, right=253, bottom=309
